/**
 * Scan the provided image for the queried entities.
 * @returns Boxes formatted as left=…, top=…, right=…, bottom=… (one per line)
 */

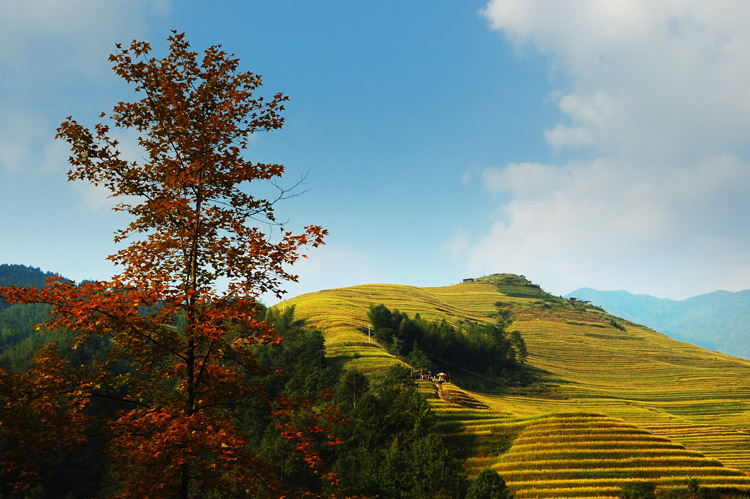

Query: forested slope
left=4, top=266, right=750, bottom=497
left=286, top=274, right=750, bottom=497
left=0, top=265, right=59, bottom=371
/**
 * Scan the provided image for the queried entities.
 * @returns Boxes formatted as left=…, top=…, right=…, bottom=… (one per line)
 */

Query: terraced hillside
left=480, top=415, right=750, bottom=498
left=285, top=275, right=750, bottom=496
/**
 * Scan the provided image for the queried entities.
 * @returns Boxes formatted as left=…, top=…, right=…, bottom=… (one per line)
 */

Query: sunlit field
left=285, top=276, right=750, bottom=496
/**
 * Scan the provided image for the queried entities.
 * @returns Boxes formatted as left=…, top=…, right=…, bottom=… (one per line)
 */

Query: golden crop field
left=284, top=275, right=750, bottom=497
left=489, top=415, right=750, bottom=497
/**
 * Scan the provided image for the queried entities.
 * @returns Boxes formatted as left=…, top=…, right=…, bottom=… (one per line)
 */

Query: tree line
left=0, top=32, right=512, bottom=498
left=0, top=266, right=110, bottom=374
left=367, top=304, right=527, bottom=382
left=1, top=303, right=512, bottom=498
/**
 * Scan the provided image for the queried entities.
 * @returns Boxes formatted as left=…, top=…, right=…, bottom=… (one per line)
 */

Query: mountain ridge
left=284, top=275, right=750, bottom=495
left=565, top=287, right=750, bottom=359
left=3, top=267, right=750, bottom=496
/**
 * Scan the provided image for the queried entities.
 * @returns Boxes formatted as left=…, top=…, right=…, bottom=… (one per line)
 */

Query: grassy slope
left=565, top=287, right=750, bottom=359
left=285, top=276, right=750, bottom=496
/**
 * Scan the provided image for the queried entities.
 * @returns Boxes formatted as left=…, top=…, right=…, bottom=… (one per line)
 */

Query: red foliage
left=0, top=31, right=332, bottom=497
left=0, top=344, right=91, bottom=494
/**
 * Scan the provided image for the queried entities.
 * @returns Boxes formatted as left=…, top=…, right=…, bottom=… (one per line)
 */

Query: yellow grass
left=284, top=278, right=750, bottom=497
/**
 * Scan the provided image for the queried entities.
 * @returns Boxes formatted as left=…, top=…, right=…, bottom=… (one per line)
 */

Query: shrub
left=466, top=469, right=513, bottom=499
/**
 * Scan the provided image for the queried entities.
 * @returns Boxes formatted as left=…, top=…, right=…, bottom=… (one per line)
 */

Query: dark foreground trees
left=331, top=365, right=468, bottom=499
left=0, top=31, right=518, bottom=499
left=0, top=32, right=327, bottom=498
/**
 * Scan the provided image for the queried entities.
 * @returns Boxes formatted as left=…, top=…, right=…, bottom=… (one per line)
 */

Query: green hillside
left=285, top=274, right=750, bottom=497
left=566, top=287, right=750, bottom=360
left=0, top=264, right=58, bottom=371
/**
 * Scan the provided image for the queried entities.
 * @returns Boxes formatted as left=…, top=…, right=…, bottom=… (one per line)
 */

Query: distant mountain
left=0, top=264, right=57, bottom=307
left=0, top=264, right=61, bottom=371
left=565, top=287, right=750, bottom=359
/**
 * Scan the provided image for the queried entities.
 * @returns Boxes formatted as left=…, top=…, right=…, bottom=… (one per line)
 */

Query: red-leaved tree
left=0, top=32, right=331, bottom=498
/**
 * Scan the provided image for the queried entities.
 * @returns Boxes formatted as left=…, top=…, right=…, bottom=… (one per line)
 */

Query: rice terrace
left=4, top=3, right=750, bottom=496
left=286, top=274, right=750, bottom=498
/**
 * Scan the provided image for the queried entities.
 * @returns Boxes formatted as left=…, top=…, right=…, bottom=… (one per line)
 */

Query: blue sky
left=2, top=1, right=750, bottom=302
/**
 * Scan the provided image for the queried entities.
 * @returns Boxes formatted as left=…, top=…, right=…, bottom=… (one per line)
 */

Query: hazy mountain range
left=565, top=287, right=750, bottom=360
left=2, top=263, right=748, bottom=361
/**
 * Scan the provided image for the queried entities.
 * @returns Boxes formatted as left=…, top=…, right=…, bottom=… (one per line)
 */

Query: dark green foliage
left=334, top=369, right=369, bottom=411
left=466, top=469, right=513, bottom=499
left=0, top=267, right=124, bottom=497
left=249, top=310, right=468, bottom=498
left=510, top=330, right=527, bottom=363
left=368, top=304, right=527, bottom=380
left=0, top=276, right=469, bottom=498
left=368, top=303, right=395, bottom=343
left=331, top=366, right=467, bottom=498
left=620, top=481, right=656, bottom=499
left=409, top=341, right=436, bottom=371
left=0, top=266, right=55, bottom=371
left=258, top=305, right=339, bottom=399
left=483, top=274, right=551, bottom=301
left=494, top=307, right=515, bottom=329
left=247, top=306, right=342, bottom=495
left=609, top=318, right=627, bottom=331
left=0, top=302, right=52, bottom=371
left=0, top=265, right=57, bottom=305
left=685, top=477, right=701, bottom=498
left=0, top=266, right=99, bottom=372
left=407, top=432, right=465, bottom=499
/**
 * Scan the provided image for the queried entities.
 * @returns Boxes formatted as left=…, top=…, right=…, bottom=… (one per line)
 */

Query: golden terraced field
left=285, top=275, right=750, bottom=497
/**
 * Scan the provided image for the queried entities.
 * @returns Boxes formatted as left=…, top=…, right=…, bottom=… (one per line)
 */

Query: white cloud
left=72, top=182, right=117, bottom=212
left=544, top=125, right=595, bottom=149
left=41, top=138, right=70, bottom=173
left=0, top=1, right=170, bottom=173
left=0, top=105, right=46, bottom=172
left=462, top=154, right=750, bottom=298
left=0, top=0, right=170, bottom=81
left=442, top=230, right=470, bottom=260
left=482, top=0, right=750, bottom=161
left=459, top=1, right=750, bottom=298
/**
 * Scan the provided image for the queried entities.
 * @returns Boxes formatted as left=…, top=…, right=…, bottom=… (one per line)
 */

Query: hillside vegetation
left=566, top=287, right=750, bottom=360
left=0, top=265, right=66, bottom=371
left=1, top=264, right=474, bottom=498
left=286, top=274, right=750, bottom=497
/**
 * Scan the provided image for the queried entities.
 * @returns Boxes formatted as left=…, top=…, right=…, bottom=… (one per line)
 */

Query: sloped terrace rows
left=494, top=415, right=750, bottom=498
